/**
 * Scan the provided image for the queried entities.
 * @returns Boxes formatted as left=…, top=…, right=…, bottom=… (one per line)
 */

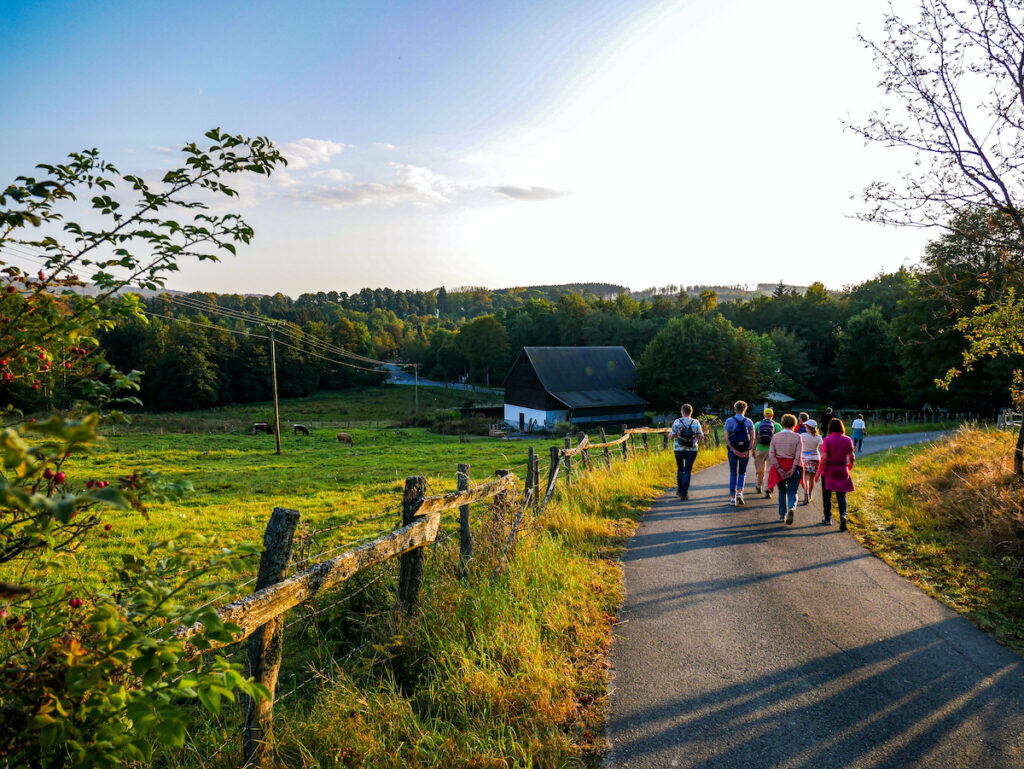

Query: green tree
left=835, top=306, right=900, bottom=406
left=636, top=315, right=767, bottom=412
left=457, top=315, right=509, bottom=384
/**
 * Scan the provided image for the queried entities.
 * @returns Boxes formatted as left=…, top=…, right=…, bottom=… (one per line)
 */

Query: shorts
left=803, top=459, right=820, bottom=475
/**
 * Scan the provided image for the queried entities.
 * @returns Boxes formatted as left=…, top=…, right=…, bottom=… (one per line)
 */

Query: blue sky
left=1, top=0, right=932, bottom=295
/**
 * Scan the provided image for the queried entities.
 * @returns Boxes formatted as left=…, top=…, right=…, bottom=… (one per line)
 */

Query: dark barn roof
left=504, top=346, right=646, bottom=409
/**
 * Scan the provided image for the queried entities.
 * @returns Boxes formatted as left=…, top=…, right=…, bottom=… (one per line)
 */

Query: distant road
left=382, top=363, right=503, bottom=395
left=606, top=430, right=1024, bottom=768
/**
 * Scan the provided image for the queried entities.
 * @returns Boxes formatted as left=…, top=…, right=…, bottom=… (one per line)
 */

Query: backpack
left=757, top=419, right=775, bottom=445
left=675, top=418, right=698, bottom=449
left=728, top=417, right=751, bottom=452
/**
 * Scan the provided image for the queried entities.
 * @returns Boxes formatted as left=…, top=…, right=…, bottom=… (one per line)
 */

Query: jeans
left=822, top=489, right=848, bottom=520
left=727, top=450, right=750, bottom=496
left=674, top=450, right=697, bottom=496
left=777, top=475, right=799, bottom=517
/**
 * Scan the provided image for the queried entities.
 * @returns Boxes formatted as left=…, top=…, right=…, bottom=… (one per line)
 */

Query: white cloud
left=459, top=152, right=488, bottom=165
left=312, top=168, right=353, bottom=183
left=279, top=138, right=346, bottom=169
left=375, top=142, right=398, bottom=151
left=489, top=185, right=570, bottom=202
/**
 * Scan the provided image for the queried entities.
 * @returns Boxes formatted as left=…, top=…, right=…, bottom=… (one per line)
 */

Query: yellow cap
left=764, top=407, right=774, bottom=416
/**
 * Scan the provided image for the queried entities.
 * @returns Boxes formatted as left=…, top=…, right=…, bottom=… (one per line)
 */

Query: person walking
left=817, top=417, right=856, bottom=530
left=768, top=413, right=804, bottom=525
left=800, top=419, right=823, bottom=505
left=851, top=413, right=867, bottom=452
left=797, top=412, right=810, bottom=434
left=670, top=403, right=704, bottom=500
left=724, top=400, right=755, bottom=506
left=753, top=407, right=781, bottom=498
left=818, top=406, right=835, bottom=437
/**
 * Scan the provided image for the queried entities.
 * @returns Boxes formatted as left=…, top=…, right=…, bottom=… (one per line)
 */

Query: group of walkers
left=670, top=401, right=864, bottom=531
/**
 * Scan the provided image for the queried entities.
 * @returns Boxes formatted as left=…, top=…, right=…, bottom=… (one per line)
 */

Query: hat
left=806, top=419, right=817, bottom=428
left=764, top=407, right=774, bottom=416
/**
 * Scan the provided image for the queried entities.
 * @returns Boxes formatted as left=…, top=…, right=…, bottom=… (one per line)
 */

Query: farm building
left=501, top=346, right=647, bottom=431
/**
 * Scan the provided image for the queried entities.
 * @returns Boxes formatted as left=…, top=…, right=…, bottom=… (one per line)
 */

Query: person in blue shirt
left=724, top=400, right=755, bottom=506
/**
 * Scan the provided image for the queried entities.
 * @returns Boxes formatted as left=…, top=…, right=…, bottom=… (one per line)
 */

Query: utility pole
left=270, top=326, right=282, bottom=455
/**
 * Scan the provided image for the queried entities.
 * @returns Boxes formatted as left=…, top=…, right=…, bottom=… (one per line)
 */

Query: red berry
left=2, top=372, right=12, bottom=382
left=28, top=418, right=35, bottom=423
left=86, top=480, right=95, bottom=488
left=104, top=523, right=112, bottom=531
left=68, top=598, right=78, bottom=608
left=0, top=359, right=6, bottom=367
left=99, top=480, right=108, bottom=488
left=54, top=471, right=66, bottom=484
left=37, top=271, right=45, bottom=281
left=64, top=362, right=71, bottom=369
left=32, top=384, right=38, bottom=390
left=5, top=286, right=14, bottom=294
left=43, top=468, right=54, bottom=480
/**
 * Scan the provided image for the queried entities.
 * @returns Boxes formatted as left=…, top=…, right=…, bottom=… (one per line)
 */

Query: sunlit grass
left=849, top=426, right=1024, bottom=652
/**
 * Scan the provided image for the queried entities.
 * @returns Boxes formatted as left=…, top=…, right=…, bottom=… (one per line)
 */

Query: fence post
left=532, top=452, right=541, bottom=510
left=564, top=436, right=573, bottom=487
left=631, top=432, right=638, bottom=457
left=458, top=464, right=471, bottom=574
left=714, top=425, right=720, bottom=448
left=243, top=507, right=301, bottom=769
left=495, top=469, right=512, bottom=526
left=662, top=430, right=669, bottom=451
left=397, top=476, right=428, bottom=608
left=578, top=432, right=591, bottom=472
left=526, top=447, right=535, bottom=505
left=641, top=432, right=649, bottom=452
left=600, top=428, right=612, bottom=470
left=621, top=425, right=629, bottom=461
left=548, top=446, right=560, bottom=496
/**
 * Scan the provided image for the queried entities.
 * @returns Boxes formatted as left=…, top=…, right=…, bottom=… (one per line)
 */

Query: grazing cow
left=335, top=431, right=354, bottom=446
left=293, top=424, right=310, bottom=436
left=252, top=422, right=274, bottom=435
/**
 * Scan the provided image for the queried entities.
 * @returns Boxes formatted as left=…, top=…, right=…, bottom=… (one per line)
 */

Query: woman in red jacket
left=817, top=417, right=856, bottom=530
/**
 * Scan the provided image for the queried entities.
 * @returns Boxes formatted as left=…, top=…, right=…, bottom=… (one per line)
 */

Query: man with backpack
left=753, top=407, right=782, bottom=497
left=670, top=403, right=705, bottom=500
left=724, top=400, right=755, bottom=506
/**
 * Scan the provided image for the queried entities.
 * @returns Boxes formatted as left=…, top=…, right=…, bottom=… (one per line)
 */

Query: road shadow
left=607, top=620, right=1024, bottom=768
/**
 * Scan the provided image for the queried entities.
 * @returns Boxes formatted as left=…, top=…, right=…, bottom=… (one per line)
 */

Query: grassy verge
left=179, top=444, right=725, bottom=768
left=867, top=420, right=964, bottom=436
left=849, top=427, right=1024, bottom=653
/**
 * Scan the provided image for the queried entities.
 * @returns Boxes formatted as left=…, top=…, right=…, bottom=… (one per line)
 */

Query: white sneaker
left=736, top=494, right=745, bottom=506
left=729, top=496, right=736, bottom=506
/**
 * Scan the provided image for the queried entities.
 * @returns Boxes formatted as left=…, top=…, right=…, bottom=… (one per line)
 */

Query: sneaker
left=802, top=494, right=810, bottom=506
left=766, top=489, right=773, bottom=499
left=736, top=494, right=744, bottom=506
left=785, top=507, right=795, bottom=525
left=778, top=514, right=786, bottom=522
left=729, top=496, right=736, bottom=506
left=839, top=517, right=848, bottom=532
left=822, top=517, right=832, bottom=526
left=680, top=492, right=688, bottom=501
left=755, top=485, right=762, bottom=494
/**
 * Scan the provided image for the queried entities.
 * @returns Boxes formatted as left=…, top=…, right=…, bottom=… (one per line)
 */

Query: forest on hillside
left=3, top=214, right=1020, bottom=415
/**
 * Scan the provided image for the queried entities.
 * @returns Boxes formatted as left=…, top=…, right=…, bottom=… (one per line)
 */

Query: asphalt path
left=605, top=431, right=1024, bottom=769
left=381, top=363, right=503, bottom=394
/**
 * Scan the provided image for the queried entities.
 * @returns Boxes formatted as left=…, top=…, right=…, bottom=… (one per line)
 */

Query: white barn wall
left=504, top=403, right=568, bottom=431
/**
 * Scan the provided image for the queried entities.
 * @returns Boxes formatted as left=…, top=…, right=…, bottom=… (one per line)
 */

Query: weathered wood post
left=631, top=432, right=638, bottom=457
left=495, top=469, right=512, bottom=527
left=243, top=507, right=301, bottom=769
left=526, top=447, right=535, bottom=506
left=532, top=453, right=541, bottom=510
left=458, top=463, right=471, bottom=574
left=621, top=425, right=630, bottom=461
left=397, top=476, right=427, bottom=608
left=662, top=430, right=669, bottom=451
left=599, top=428, right=612, bottom=470
left=714, top=425, right=720, bottom=448
left=641, top=432, right=649, bottom=452
left=579, top=432, right=591, bottom=472
left=563, top=436, right=573, bottom=487
left=548, top=446, right=560, bottom=497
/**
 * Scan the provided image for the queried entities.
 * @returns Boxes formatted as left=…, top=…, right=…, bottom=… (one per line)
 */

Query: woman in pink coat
left=816, top=417, right=856, bottom=530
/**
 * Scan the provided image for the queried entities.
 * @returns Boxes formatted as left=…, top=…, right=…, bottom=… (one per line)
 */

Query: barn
left=501, top=346, right=647, bottom=431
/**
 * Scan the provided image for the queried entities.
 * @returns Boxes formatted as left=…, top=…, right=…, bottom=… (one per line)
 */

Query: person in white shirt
left=670, top=403, right=705, bottom=500
left=800, top=419, right=824, bottom=505
left=851, top=414, right=867, bottom=451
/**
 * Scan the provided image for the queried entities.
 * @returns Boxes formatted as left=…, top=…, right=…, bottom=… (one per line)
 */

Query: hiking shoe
left=785, top=507, right=794, bottom=525
left=839, top=517, right=848, bottom=532
left=822, top=517, right=832, bottom=526
left=755, top=485, right=762, bottom=494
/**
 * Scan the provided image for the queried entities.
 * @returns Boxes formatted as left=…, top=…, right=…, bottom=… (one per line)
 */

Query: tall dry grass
left=850, top=426, right=1024, bottom=651
left=250, top=445, right=724, bottom=768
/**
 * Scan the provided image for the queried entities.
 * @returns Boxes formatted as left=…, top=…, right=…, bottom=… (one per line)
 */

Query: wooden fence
left=173, top=425, right=675, bottom=767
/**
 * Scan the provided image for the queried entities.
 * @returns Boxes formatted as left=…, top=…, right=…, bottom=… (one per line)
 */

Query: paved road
left=382, top=363, right=503, bottom=395
left=606, top=432, right=1024, bottom=769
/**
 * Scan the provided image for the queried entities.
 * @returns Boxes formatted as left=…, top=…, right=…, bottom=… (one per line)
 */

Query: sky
left=0, top=0, right=935, bottom=296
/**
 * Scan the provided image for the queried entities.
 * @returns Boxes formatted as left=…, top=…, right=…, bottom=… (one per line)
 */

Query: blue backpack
left=728, top=417, right=751, bottom=452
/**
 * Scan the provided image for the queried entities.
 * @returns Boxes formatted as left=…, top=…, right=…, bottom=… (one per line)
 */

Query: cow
left=293, top=424, right=310, bottom=436
left=252, top=422, right=274, bottom=435
left=336, top=431, right=354, bottom=446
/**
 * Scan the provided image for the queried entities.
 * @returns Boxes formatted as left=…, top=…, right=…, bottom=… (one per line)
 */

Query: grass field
left=849, top=426, right=1024, bottom=654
